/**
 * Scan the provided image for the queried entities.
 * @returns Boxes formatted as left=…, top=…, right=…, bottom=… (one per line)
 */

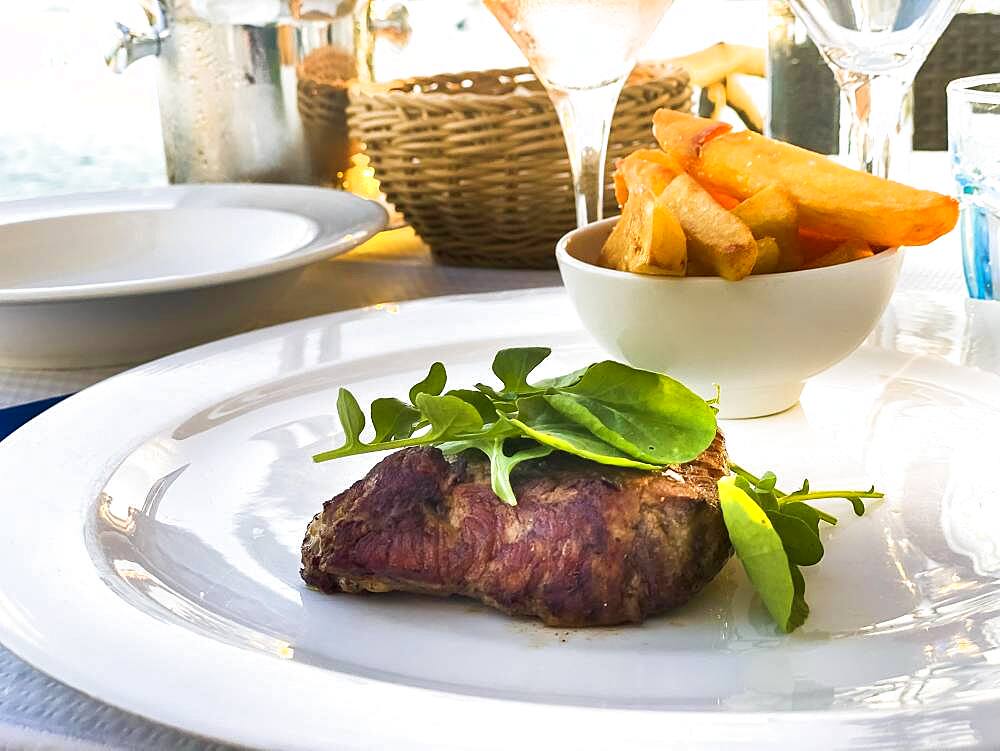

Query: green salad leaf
left=313, top=347, right=696, bottom=488
left=721, top=465, right=884, bottom=632
left=719, top=478, right=801, bottom=632
left=312, top=347, right=885, bottom=632
left=408, top=362, right=447, bottom=404
left=445, top=389, right=499, bottom=422
left=491, top=347, right=551, bottom=396
left=544, top=360, right=716, bottom=464
left=370, top=398, right=421, bottom=443
left=335, top=388, right=366, bottom=451
left=510, top=396, right=659, bottom=470
left=441, top=420, right=553, bottom=506
left=415, top=393, right=483, bottom=438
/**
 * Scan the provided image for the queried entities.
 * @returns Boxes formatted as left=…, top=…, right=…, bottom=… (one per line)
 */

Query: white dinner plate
left=0, top=288, right=999, bottom=750
left=0, top=185, right=386, bottom=368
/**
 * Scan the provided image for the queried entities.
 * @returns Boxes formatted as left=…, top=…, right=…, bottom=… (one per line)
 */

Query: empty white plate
left=0, top=185, right=386, bottom=368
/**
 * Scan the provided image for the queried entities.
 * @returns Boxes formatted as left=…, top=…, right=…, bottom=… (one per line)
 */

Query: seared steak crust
left=301, top=435, right=732, bottom=627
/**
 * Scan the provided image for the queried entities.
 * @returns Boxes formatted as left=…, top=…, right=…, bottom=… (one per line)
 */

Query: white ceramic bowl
left=556, top=217, right=904, bottom=419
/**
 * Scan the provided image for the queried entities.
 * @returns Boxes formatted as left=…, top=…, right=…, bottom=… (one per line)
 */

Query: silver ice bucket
left=107, top=0, right=409, bottom=187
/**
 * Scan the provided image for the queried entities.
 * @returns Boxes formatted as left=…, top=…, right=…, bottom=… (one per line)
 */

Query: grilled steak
left=301, top=434, right=732, bottom=627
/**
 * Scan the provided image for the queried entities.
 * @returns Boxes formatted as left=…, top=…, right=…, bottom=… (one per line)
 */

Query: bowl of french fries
left=557, top=111, right=959, bottom=419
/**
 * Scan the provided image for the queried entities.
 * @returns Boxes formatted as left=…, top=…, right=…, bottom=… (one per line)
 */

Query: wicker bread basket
left=347, top=66, right=691, bottom=268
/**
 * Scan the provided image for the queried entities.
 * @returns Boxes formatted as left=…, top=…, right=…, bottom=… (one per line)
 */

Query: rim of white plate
left=0, top=184, right=387, bottom=304
left=0, top=288, right=996, bottom=751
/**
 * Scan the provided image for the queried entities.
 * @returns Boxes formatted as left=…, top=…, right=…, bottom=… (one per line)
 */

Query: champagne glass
left=484, top=0, right=675, bottom=227
left=788, top=0, right=962, bottom=179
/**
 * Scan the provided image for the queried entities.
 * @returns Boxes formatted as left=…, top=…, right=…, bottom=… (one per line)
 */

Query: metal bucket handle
left=106, top=0, right=411, bottom=73
left=106, top=0, right=169, bottom=73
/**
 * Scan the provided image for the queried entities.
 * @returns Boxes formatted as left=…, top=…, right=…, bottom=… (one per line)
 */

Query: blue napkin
left=0, top=395, right=70, bottom=441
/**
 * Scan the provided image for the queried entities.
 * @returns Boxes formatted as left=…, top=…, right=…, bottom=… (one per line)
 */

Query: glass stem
left=834, top=69, right=913, bottom=179
left=547, top=79, right=627, bottom=227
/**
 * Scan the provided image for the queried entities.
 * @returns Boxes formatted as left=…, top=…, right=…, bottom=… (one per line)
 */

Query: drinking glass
left=787, top=0, right=961, bottom=178
left=949, top=74, right=1000, bottom=301
left=483, top=0, right=674, bottom=227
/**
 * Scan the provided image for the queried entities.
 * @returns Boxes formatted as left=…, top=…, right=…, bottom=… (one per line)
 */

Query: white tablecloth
left=0, top=153, right=979, bottom=749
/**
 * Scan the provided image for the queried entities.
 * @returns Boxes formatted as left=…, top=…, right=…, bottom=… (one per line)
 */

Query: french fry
left=709, top=191, right=741, bottom=210
left=613, top=170, right=629, bottom=209
left=731, top=186, right=803, bottom=271
left=648, top=196, right=688, bottom=274
left=659, top=174, right=757, bottom=281
left=797, top=229, right=843, bottom=263
left=725, top=76, right=764, bottom=133
left=685, top=259, right=713, bottom=276
left=613, top=149, right=681, bottom=206
left=651, top=109, right=731, bottom=172
left=653, top=110, right=959, bottom=247
left=701, top=82, right=728, bottom=120
left=751, top=237, right=781, bottom=275
left=666, top=43, right=766, bottom=88
left=599, top=188, right=687, bottom=276
left=803, top=239, right=874, bottom=269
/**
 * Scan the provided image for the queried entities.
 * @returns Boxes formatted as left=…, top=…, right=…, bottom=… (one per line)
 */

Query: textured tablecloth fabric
left=0, top=153, right=976, bottom=749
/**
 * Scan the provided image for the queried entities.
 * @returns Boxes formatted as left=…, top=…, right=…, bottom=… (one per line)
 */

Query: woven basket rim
left=349, top=65, right=690, bottom=106
left=345, top=64, right=692, bottom=269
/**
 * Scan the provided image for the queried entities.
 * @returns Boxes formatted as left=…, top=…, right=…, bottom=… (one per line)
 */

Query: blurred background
left=0, top=0, right=768, bottom=201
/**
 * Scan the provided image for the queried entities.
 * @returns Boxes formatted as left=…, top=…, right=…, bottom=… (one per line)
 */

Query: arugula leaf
left=545, top=361, right=717, bottom=464
left=438, top=417, right=519, bottom=456
left=474, top=383, right=504, bottom=400
left=510, top=396, right=659, bottom=470
left=486, top=442, right=553, bottom=505
left=535, top=367, right=588, bottom=390
left=735, top=475, right=778, bottom=511
left=788, top=564, right=810, bottom=632
left=766, top=509, right=824, bottom=567
left=721, top=466, right=883, bottom=631
left=336, top=388, right=366, bottom=450
left=371, top=398, right=421, bottom=442
left=491, top=347, right=551, bottom=395
left=780, top=500, right=832, bottom=533
left=757, top=471, right=778, bottom=492
left=445, top=389, right=499, bottom=422
left=718, top=477, right=799, bottom=632
left=729, top=464, right=882, bottom=524
left=408, top=362, right=447, bottom=404
left=415, top=393, right=483, bottom=438
left=314, top=390, right=485, bottom=464
left=844, top=493, right=869, bottom=517
left=441, top=422, right=553, bottom=504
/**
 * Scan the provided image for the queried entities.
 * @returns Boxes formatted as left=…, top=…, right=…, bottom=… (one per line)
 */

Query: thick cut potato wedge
left=803, top=239, right=875, bottom=269
left=725, top=76, right=764, bottom=133
left=653, top=110, right=959, bottom=247
left=703, top=82, right=727, bottom=120
left=709, top=191, right=741, bottom=210
left=732, top=186, right=803, bottom=271
left=667, top=43, right=765, bottom=87
left=613, top=149, right=681, bottom=206
left=751, top=237, right=781, bottom=275
left=651, top=109, right=731, bottom=172
left=798, top=229, right=843, bottom=263
left=599, top=189, right=687, bottom=276
left=658, top=174, right=757, bottom=281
